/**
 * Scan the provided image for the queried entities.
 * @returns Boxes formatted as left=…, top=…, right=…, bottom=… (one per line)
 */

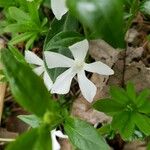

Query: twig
left=0, top=39, right=6, bottom=124
left=0, top=138, right=15, bottom=142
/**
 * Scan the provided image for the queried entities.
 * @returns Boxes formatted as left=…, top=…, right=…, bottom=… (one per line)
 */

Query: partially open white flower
left=25, top=51, right=53, bottom=90
left=44, top=39, right=114, bottom=102
left=51, top=129, right=68, bottom=150
left=51, top=0, right=68, bottom=20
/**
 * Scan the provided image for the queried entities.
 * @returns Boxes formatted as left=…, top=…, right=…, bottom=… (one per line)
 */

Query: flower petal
left=55, top=130, right=68, bottom=139
left=51, top=129, right=61, bottom=150
left=33, top=66, right=44, bottom=75
left=85, top=61, right=114, bottom=75
left=51, top=0, right=68, bottom=20
left=69, top=39, right=89, bottom=61
left=25, top=50, right=43, bottom=66
left=51, top=68, right=76, bottom=94
left=77, top=70, right=96, bottom=103
left=43, top=71, right=53, bottom=91
left=44, top=51, right=74, bottom=69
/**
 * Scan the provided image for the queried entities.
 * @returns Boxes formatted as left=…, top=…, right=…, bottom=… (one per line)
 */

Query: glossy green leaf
left=44, top=31, right=83, bottom=51
left=93, top=98, right=124, bottom=115
left=18, top=114, right=41, bottom=128
left=44, top=14, right=79, bottom=51
left=64, top=117, right=109, bottom=150
left=1, top=49, right=56, bottom=117
left=67, top=0, right=125, bottom=48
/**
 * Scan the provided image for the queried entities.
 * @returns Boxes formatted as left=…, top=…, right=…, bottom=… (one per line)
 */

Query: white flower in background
left=25, top=51, right=53, bottom=90
left=44, top=39, right=114, bottom=102
left=51, top=129, right=68, bottom=150
left=51, top=0, right=68, bottom=20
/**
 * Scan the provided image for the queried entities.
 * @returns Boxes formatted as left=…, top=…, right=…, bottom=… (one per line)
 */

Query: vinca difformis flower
left=51, top=0, right=68, bottom=20
left=44, top=39, right=114, bottom=102
left=51, top=129, right=68, bottom=150
left=25, top=51, right=53, bottom=90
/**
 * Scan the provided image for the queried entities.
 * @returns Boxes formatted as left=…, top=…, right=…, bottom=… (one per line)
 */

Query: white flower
left=44, top=39, right=114, bottom=102
left=51, top=0, right=68, bottom=20
left=25, top=51, right=53, bottom=90
left=51, top=129, right=68, bottom=150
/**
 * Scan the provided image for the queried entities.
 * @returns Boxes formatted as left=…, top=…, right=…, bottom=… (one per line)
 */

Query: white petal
left=51, top=129, right=61, bottom=150
left=77, top=70, right=96, bottom=103
left=55, top=131, right=68, bottom=139
left=84, top=61, right=114, bottom=75
left=51, top=68, right=76, bottom=94
left=43, top=71, right=53, bottom=91
left=69, top=39, right=89, bottom=61
left=51, top=0, right=68, bottom=20
left=44, top=51, right=74, bottom=69
left=33, top=66, right=44, bottom=75
left=25, top=50, right=43, bottom=66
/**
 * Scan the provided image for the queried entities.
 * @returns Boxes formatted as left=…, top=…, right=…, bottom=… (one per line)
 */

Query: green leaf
left=27, top=1, right=41, bottom=25
left=6, top=129, right=38, bottom=150
left=18, top=114, right=41, bottom=128
left=138, top=100, right=150, bottom=114
left=64, top=117, right=109, bottom=150
left=0, top=0, right=17, bottom=8
left=44, top=31, right=83, bottom=51
left=110, top=86, right=129, bottom=105
left=8, top=46, right=26, bottom=64
left=112, top=111, right=135, bottom=140
left=8, top=7, right=31, bottom=22
left=1, top=49, right=56, bottom=117
left=67, top=0, right=125, bottom=48
left=9, top=32, right=34, bottom=45
left=4, top=23, right=30, bottom=33
left=98, top=124, right=113, bottom=137
left=134, top=113, right=150, bottom=136
left=6, top=126, right=52, bottom=150
left=34, top=125, right=52, bottom=150
left=136, top=89, right=150, bottom=107
left=126, top=82, right=136, bottom=102
left=44, top=14, right=79, bottom=50
left=25, top=34, right=37, bottom=50
left=93, top=98, right=124, bottom=115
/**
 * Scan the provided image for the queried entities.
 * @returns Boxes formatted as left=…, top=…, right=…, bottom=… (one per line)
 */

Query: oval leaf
left=64, top=117, right=109, bottom=150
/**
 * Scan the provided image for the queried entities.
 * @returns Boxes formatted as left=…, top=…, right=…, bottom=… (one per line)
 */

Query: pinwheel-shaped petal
left=51, top=129, right=68, bottom=150
left=25, top=51, right=53, bottom=91
left=44, top=40, right=114, bottom=102
left=51, top=0, right=68, bottom=20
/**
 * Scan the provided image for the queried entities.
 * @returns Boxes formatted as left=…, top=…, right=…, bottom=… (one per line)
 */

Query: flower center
left=73, top=60, right=85, bottom=72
